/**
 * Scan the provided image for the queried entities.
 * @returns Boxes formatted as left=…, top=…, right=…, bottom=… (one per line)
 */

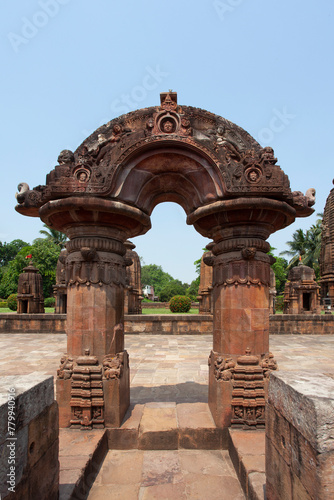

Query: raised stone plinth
left=266, top=371, right=334, bottom=500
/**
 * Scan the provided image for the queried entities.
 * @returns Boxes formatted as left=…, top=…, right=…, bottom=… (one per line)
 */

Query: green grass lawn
left=142, top=308, right=199, bottom=314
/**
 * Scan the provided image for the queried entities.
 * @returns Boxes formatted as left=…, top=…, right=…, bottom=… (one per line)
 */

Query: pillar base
left=208, top=349, right=277, bottom=429
left=56, top=350, right=130, bottom=429
left=103, top=352, right=130, bottom=428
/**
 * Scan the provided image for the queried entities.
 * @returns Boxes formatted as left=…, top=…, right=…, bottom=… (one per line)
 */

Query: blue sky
left=1, top=0, right=333, bottom=283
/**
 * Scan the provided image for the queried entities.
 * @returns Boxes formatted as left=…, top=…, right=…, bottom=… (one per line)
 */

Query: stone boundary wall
left=270, top=314, right=334, bottom=335
left=266, top=371, right=334, bottom=499
left=0, top=374, right=58, bottom=500
left=0, top=313, right=334, bottom=335
left=0, top=313, right=66, bottom=333
left=125, top=314, right=213, bottom=335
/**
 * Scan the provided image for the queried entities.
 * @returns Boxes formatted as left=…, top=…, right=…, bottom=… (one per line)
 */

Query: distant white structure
left=143, top=285, right=159, bottom=301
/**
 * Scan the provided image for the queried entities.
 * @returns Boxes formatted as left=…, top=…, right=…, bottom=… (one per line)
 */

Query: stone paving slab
left=87, top=449, right=245, bottom=500
left=59, top=429, right=108, bottom=500
left=229, top=430, right=266, bottom=500
left=1, top=334, right=334, bottom=499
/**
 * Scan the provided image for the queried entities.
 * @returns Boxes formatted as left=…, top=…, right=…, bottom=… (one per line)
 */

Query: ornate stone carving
left=58, top=149, right=74, bottom=164
left=320, top=182, right=334, bottom=304
left=66, top=242, right=127, bottom=288
left=260, top=352, right=278, bottom=378
left=232, top=348, right=266, bottom=427
left=15, top=92, right=314, bottom=432
left=292, top=189, right=316, bottom=215
left=70, top=349, right=104, bottom=429
left=213, top=353, right=235, bottom=381
left=103, top=351, right=128, bottom=379
left=210, top=348, right=272, bottom=428
left=57, top=354, right=73, bottom=380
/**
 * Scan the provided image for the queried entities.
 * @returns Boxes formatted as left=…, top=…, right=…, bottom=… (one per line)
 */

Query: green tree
left=0, top=240, right=61, bottom=299
left=186, top=276, right=200, bottom=301
left=269, top=248, right=288, bottom=294
left=280, top=228, right=309, bottom=268
left=141, top=264, right=174, bottom=297
left=303, top=218, right=322, bottom=278
left=36, top=224, right=67, bottom=249
left=280, top=214, right=323, bottom=278
left=0, top=239, right=29, bottom=267
left=0, top=244, right=32, bottom=298
left=159, top=280, right=187, bottom=302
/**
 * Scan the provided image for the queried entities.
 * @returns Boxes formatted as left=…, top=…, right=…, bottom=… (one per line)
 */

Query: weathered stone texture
left=124, top=314, right=213, bottom=335
left=320, top=185, right=334, bottom=304
left=0, top=374, right=58, bottom=500
left=270, top=314, right=334, bottom=335
left=266, top=371, right=334, bottom=500
left=15, top=91, right=314, bottom=429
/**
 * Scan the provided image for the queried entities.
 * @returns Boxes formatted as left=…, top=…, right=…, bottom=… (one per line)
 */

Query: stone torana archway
left=16, top=92, right=314, bottom=430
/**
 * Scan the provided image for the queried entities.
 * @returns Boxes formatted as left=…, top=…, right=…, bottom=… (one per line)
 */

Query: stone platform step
left=108, top=401, right=227, bottom=450
left=229, top=429, right=266, bottom=500
left=59, top=407, right=266, bottom=500
left=87, top=449, right=245, bottom=499
left=59, top=402, right=227, bottom=499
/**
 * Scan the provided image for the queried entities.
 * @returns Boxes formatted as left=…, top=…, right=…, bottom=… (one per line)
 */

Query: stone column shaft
left=65, top=236, right=127, bottom=363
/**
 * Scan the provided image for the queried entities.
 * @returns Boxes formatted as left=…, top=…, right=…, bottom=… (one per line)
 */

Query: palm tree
left=303, top=216, right=322, bottom=277
left=280, top=228, right=309, bottom=268
left=280, top=214, right=323, bottom=275
left=38, top=225, right=68, bottom=249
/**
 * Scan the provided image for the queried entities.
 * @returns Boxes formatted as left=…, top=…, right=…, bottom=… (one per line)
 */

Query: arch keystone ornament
left=15, top=92, right=315, bottom=430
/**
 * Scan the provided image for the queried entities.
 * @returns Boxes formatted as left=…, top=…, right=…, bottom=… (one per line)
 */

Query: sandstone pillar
left=57, top=233, right=131, bottom=428
left=207, top=235, right=273, bottom=428
left=189, top=198, right=293, bottom=429
left=36, top=197, right=150, bottom=429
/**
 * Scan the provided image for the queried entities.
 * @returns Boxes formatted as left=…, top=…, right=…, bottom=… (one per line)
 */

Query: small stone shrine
left=197, top=250, right=213, bottom=314
left=320, top=181, right=334, bottom=305
left=283, top=264, right=321, bottom=314
left=53, top=249, right=68, bottom=314
left=124, top=240, right=142, bottom=314
left=17, top=259, right=45, bottom=313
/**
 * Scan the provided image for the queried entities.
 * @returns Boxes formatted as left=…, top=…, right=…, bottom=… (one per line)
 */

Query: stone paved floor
left=1, top=333, right=334, bottom=385
left=86, top=449, right=245, bottom=500
left=1, top=333, right=334, bottom=499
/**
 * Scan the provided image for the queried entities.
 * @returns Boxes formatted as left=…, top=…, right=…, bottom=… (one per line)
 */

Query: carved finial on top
left=160, top=91, right=177, bottom=111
